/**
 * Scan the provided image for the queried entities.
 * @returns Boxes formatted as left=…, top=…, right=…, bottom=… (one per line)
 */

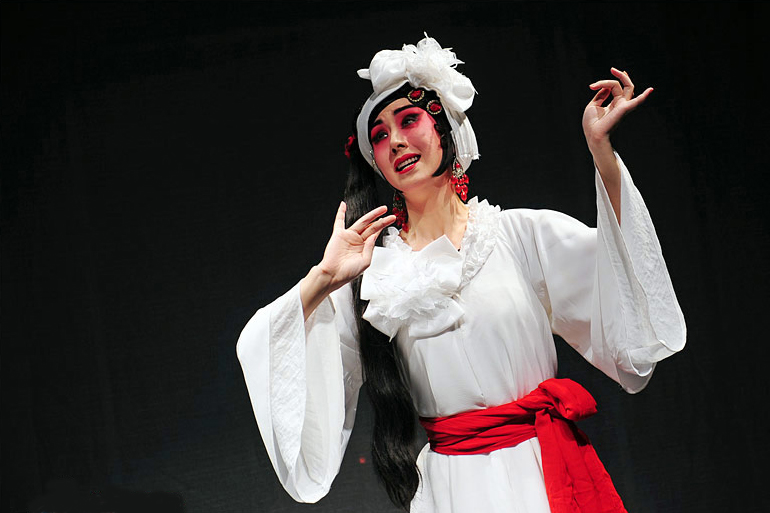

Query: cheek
left=372, top=143, right=390, bottom=170
left=409, top=118, right=442, bottom=150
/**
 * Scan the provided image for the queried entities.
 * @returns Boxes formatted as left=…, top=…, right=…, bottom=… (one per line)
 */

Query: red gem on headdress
left=408, top=89, right=425, bottom=103
left=426, top=100, right=443, bottom=115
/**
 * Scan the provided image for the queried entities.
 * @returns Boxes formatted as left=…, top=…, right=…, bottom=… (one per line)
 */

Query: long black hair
left=342, top=86, right=456, bottom=511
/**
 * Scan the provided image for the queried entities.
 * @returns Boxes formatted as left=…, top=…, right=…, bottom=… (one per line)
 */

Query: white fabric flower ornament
left=358, top=36, right=476, bottom=114
left=360, top=198, right=502, bottom=340
left=361, top=237, right=464, bottom=340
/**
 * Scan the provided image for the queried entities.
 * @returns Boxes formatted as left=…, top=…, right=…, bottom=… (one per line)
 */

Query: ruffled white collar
left=360, top=197, right=501, bottom=339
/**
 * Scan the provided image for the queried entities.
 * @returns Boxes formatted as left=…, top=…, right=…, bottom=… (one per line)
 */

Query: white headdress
left=356, top=34, right=480, bottom=178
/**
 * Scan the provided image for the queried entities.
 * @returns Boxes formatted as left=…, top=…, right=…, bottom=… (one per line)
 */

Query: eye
left=402, top=113, right=419, bottom=127
left=371, top=129, right=387, bottom=144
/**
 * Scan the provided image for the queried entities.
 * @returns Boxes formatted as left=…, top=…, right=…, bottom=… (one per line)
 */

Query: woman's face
left=370, top=98, right=444, bottom=191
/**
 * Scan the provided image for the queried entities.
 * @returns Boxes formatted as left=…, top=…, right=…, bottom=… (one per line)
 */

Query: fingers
left=590, top=79, right=623, bottom=98
left=360, top=214, right=396, bottom=240
left=589, top=86, right=611, bottom=105
left=591, top=68, right=651, bottom=106
left=611, top=67, right=634, bottom=99
left=362, top=228, right=382, bottom=261
left=627, top=86, right=654, bottom=111
left=349, top=205, right=389, bottom=234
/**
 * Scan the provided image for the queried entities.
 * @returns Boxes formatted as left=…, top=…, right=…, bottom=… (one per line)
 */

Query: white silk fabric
left=236, top=153, right=686, bottom=511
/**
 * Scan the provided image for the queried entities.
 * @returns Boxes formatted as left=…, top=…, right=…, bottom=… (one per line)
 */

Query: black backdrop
left=2, top=2, right=768, bottom=512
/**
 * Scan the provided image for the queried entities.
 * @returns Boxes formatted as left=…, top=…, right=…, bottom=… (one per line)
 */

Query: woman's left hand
left=582, top=67, right=653, bottom=146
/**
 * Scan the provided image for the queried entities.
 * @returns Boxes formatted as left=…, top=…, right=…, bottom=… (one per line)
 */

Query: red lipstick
left=395, top=153, right=420, bottom=174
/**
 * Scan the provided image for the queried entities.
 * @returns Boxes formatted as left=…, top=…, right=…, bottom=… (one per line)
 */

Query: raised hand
left=301, top=202, right=395, bottom=319
left=582, top=67, right=653, bottom=145
left=318, top=202, right=396, bottom=287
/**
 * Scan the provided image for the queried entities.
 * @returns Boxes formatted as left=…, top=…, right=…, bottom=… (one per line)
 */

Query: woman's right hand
left=300, top=202, right=394, bottom=320
left=319, top=202, right=395, bottom=288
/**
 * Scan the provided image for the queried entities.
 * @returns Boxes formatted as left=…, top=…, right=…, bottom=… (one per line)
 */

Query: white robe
left=236, top=153, right=686, bottom=512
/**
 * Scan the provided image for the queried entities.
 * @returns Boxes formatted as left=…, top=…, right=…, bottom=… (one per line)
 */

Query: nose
left=390, top=128, right=406, bottom=153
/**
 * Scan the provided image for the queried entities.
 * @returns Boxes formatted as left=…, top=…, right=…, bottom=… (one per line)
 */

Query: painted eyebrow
left=371, top=105, right=420, bottom=128
left=394, top=105, right=416, bottom=115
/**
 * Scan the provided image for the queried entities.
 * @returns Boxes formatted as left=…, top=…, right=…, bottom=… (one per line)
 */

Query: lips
left=395, top=154, right=420, bottom=173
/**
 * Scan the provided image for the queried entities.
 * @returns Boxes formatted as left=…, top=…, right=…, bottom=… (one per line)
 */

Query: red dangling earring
left=393, top=191, right=409, bottom=232
left=450, top=158, right=469, bottom=201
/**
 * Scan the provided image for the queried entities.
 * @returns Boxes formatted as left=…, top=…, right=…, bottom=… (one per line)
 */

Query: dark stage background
left=2, top=2, right=768, bottom=512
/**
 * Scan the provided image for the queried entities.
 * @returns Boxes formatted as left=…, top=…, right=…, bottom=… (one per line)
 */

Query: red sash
left=419, top=378, right=627, bottom=513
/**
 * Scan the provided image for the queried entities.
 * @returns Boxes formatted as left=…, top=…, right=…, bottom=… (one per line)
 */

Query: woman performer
left=237, top=35, right=686, bottom=512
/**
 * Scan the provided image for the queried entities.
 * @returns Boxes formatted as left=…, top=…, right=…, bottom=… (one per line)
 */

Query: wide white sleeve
left=235, top=281, right=363, bottom=502
left=517, top=152, right=686, bottom=393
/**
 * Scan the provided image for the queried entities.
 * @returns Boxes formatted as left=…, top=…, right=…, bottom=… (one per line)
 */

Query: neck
left=402, top=176, right=469, bottom=251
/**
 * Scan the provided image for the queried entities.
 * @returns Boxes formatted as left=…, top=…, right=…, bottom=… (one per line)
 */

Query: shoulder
left=498, top=208, right=594, bottom=251
left=499, top=207, right=587, bottom=235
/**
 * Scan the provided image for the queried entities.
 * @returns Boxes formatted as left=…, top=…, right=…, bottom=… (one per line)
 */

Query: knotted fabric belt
left=419, top=378, right=626, bottom=513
